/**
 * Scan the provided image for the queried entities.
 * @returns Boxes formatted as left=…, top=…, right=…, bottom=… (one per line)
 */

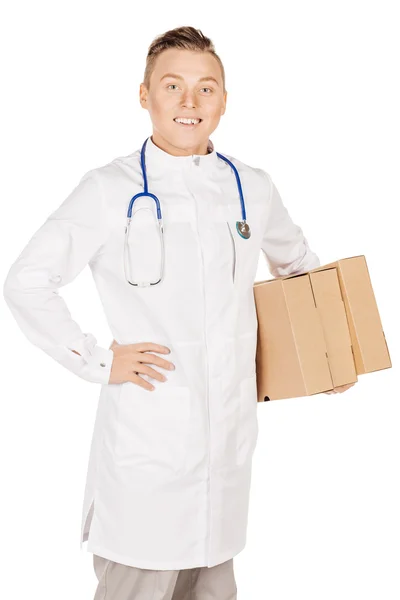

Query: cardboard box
left=254, top=255, right=391, bottom=402
left=311, top=256, right=391, bottom=375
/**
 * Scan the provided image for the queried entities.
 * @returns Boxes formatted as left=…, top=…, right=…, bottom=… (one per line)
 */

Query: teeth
left=174, top=118, right=201, bottom=125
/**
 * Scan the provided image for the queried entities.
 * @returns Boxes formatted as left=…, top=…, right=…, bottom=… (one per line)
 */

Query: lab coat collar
left=144, top=135, right=219, bottom=175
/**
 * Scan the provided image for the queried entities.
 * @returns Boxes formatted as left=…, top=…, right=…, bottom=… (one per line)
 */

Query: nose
left=181, top=90, right=196, bottom=108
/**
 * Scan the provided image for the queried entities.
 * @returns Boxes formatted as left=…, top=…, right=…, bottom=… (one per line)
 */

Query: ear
left=221, top=90, right=228, bottom=116
left=139, top=83, right=149, bottom=109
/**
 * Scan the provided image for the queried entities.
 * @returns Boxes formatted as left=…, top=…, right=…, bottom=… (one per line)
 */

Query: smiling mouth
left=173, top=118, right=203, bottom=127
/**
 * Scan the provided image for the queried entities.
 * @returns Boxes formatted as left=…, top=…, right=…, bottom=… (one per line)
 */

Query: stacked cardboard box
left=253, top=255, right=391, bottom=402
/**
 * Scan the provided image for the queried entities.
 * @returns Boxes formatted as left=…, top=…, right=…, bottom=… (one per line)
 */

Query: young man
left=3, top=25, right=354, bottom=600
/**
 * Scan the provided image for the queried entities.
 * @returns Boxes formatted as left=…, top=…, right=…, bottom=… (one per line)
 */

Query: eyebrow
left=160, top=73, right=220, bottom=87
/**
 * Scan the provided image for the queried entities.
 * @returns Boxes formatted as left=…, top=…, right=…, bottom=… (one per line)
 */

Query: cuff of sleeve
left=67, top=333, right=114, bottom=384
left=80, top=345, right=114, bottom=384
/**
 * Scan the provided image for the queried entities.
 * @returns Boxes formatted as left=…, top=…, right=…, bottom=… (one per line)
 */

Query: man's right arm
left=3, top=169, right=114, bottom=384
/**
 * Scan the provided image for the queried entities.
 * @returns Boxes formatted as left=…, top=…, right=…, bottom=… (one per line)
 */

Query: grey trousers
left=92, top=554, right=238, bottom=600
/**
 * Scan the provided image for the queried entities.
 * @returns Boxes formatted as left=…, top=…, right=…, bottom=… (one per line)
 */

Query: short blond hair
left=143, top=26, right=226, bottom=93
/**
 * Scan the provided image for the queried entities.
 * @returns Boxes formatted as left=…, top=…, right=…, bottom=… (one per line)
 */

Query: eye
left=167, top=84, right=178, bottom=90
left=201, top=87, right=212, bottom=93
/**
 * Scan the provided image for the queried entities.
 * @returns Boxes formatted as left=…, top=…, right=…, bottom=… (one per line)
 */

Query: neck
left=151, top=131, right=209, bottom=157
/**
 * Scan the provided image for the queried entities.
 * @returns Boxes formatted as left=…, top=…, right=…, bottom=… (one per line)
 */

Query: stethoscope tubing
left=127, top=137, right=247, bottom=224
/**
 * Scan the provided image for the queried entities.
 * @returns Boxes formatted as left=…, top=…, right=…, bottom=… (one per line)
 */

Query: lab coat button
left=100, top=362, right=106, bottom=367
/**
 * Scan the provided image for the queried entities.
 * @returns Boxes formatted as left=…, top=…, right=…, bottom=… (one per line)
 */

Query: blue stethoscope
left=124, top=136, right=251, bottom=286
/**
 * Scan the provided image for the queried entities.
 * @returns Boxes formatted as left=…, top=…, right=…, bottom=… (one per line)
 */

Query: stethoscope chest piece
left=236, top=220, right=251, bottom=239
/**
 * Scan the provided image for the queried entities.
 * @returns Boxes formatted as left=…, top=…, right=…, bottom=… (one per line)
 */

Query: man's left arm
left=259, top=170, right=321, bottom=276
left=258, top=170, right=355, bottom=394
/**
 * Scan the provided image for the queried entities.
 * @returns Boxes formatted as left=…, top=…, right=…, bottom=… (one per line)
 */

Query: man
left=3, top=25, right=354, bottom=600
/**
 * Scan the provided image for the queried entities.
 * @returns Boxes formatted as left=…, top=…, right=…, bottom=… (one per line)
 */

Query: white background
left=1, top=1, right=398, bottom=599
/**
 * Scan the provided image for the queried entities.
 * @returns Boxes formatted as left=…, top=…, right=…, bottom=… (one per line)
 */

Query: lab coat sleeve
left=260, top=170, right=321, bottom=276
left=2, top=169, right=114, bottom=384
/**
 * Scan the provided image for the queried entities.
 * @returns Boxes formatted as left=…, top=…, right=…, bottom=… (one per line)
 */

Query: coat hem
left=83, top=540, right=245, bottom=571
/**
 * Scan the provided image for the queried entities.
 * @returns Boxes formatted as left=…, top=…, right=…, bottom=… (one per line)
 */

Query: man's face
left=140, top=48, right=227, bottom=154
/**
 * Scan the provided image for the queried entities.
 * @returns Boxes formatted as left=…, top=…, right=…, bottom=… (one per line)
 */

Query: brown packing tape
left=309, top=269, right=358, bottom=388
left=283, top=276, right=334, bottom=396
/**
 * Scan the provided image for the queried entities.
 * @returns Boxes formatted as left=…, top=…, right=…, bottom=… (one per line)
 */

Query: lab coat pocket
left=236, top=374, right=259, bottom=465
left=226, top=213, right=263, bottom=292
left=211, top=218, right=236, bottom=289
left=115, top=382, right=191, bottom=473
left=226, top=221, right=236, bottom=283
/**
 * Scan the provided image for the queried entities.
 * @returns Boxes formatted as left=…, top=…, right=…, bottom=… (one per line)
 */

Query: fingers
left=337, top=383, right=355, bottom=392
left=134, top=351, right=175, bottom=372
left=134, top=342, right=171, bottom=354
left=128, top=372, right=155, bottom=391
left=133, top=363, right=168, bottom=382
left=128, top=343, right=175, bottom=391
left=109, top=342, right=176, bottom=389
left=325, top=382, right=357, bottom=394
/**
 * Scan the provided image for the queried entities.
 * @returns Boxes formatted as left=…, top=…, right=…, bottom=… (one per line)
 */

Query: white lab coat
left=3, top=136, right=320, bottom=570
